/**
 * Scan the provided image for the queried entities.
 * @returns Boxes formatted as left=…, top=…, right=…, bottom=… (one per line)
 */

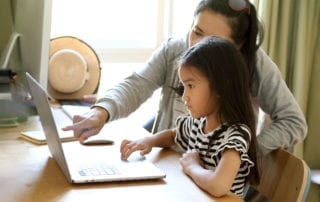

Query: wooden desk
left=0, top=116, right=242, bottom=202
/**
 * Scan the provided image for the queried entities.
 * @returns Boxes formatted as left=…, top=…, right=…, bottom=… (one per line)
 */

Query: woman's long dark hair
left=179, top=36, right=259, bottom=185
left=193, top=0, right=264, bottom=87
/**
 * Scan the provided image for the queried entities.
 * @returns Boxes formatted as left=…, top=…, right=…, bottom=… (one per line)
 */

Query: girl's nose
left=182, top=94, right=189, bottom=104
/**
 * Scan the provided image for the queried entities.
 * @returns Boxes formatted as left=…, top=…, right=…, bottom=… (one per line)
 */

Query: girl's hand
left=180, top=150, right=203, bottom=175
left=120, top=138, right=153, bottom=160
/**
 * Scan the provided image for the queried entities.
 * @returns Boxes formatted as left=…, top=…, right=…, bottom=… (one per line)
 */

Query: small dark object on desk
left=82, top=139, right=114, bottom=146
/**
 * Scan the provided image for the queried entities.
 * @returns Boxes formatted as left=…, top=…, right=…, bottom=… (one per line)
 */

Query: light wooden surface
left=0, top=116, right=242, bottom=202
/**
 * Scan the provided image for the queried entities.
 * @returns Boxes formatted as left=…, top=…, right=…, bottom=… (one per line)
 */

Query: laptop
left=25, top=72, right=166, bottom=183
left=60, top=104, right=90, bottom=119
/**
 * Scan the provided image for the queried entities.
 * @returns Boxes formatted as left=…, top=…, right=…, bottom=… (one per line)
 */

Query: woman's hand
left=62, top=107, right=109, bottom=144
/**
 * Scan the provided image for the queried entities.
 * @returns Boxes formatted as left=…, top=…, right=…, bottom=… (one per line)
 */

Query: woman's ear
left=237, top=40, right=245, bottom=50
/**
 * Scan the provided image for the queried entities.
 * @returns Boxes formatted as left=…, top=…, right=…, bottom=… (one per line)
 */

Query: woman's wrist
left=92, top=106, right=109, bottom=123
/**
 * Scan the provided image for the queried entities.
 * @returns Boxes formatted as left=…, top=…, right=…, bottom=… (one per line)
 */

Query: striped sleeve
left=214, top=125, right=254, bottom=172
left=210, top=124, right=254, bottom=197
left=174, top=115, right=193, bottom=152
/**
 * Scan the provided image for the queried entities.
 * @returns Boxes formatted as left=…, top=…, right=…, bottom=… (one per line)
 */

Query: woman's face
left=188, top=9, right=233, bottom=47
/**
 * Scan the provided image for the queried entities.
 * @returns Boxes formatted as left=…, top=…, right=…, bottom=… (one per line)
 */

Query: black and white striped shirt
left=175, top=116, right=254, bottom=198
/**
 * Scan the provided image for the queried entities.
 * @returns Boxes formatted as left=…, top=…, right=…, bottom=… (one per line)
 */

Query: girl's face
left=178, top=65, right=218, bottom=119
left=188, top=9, right=233, bottom=47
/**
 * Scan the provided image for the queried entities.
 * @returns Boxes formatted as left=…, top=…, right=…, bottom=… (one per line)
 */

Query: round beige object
left=48, top=36, right=101, bottom=100
left=49, top=49, right=88, bottom=93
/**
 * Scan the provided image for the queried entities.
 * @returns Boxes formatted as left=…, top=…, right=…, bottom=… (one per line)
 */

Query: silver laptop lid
left=26, top=73, right=166, bottom=184
left=26, top=72, right=72, bottom=182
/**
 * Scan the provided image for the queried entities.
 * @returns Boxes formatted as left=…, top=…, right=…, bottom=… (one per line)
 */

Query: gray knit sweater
left=95, top=37, right=307, bottom=155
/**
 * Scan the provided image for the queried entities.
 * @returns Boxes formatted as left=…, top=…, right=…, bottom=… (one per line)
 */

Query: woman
left=63, top=0, right=307, bottom=155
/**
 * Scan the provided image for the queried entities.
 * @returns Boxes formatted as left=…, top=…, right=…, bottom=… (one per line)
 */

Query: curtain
left=251, top=1, right=320, bottom=200
left=251, top=0, right=320, bottom=165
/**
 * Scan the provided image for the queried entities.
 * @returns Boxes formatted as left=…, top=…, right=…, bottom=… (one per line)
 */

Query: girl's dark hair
left=179, top=36, right=259, bottom=185
left=193, top=0, right=264, bottom=87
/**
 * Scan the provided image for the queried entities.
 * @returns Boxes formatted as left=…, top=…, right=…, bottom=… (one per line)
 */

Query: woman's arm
left=94, top=38, right=186, bottom=122
left=254, top=48, right=307, bottom=154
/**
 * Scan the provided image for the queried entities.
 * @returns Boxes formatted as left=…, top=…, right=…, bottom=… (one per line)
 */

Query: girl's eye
left=187, top=84, right=194, bottom=89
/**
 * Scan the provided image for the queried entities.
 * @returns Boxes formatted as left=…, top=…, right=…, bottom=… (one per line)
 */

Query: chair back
left=252, top=149, right=311, bottom=202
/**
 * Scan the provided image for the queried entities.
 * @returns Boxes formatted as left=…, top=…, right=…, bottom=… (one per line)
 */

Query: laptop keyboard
left=78, top=164, right=121, bottom=176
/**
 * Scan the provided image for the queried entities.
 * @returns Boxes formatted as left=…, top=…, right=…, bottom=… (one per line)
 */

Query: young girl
left=120, top=37, right=259, bottom=198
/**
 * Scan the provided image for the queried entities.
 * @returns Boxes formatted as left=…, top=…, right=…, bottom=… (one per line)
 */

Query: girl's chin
left=189, top=111, right=201, bottom=119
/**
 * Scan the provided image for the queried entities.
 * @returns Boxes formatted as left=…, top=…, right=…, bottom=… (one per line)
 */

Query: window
left=51, top=0, right=161, bottom=62
left=51, top=0, right=200, bottom=62
left=166, top=0, right=200, bottom=38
